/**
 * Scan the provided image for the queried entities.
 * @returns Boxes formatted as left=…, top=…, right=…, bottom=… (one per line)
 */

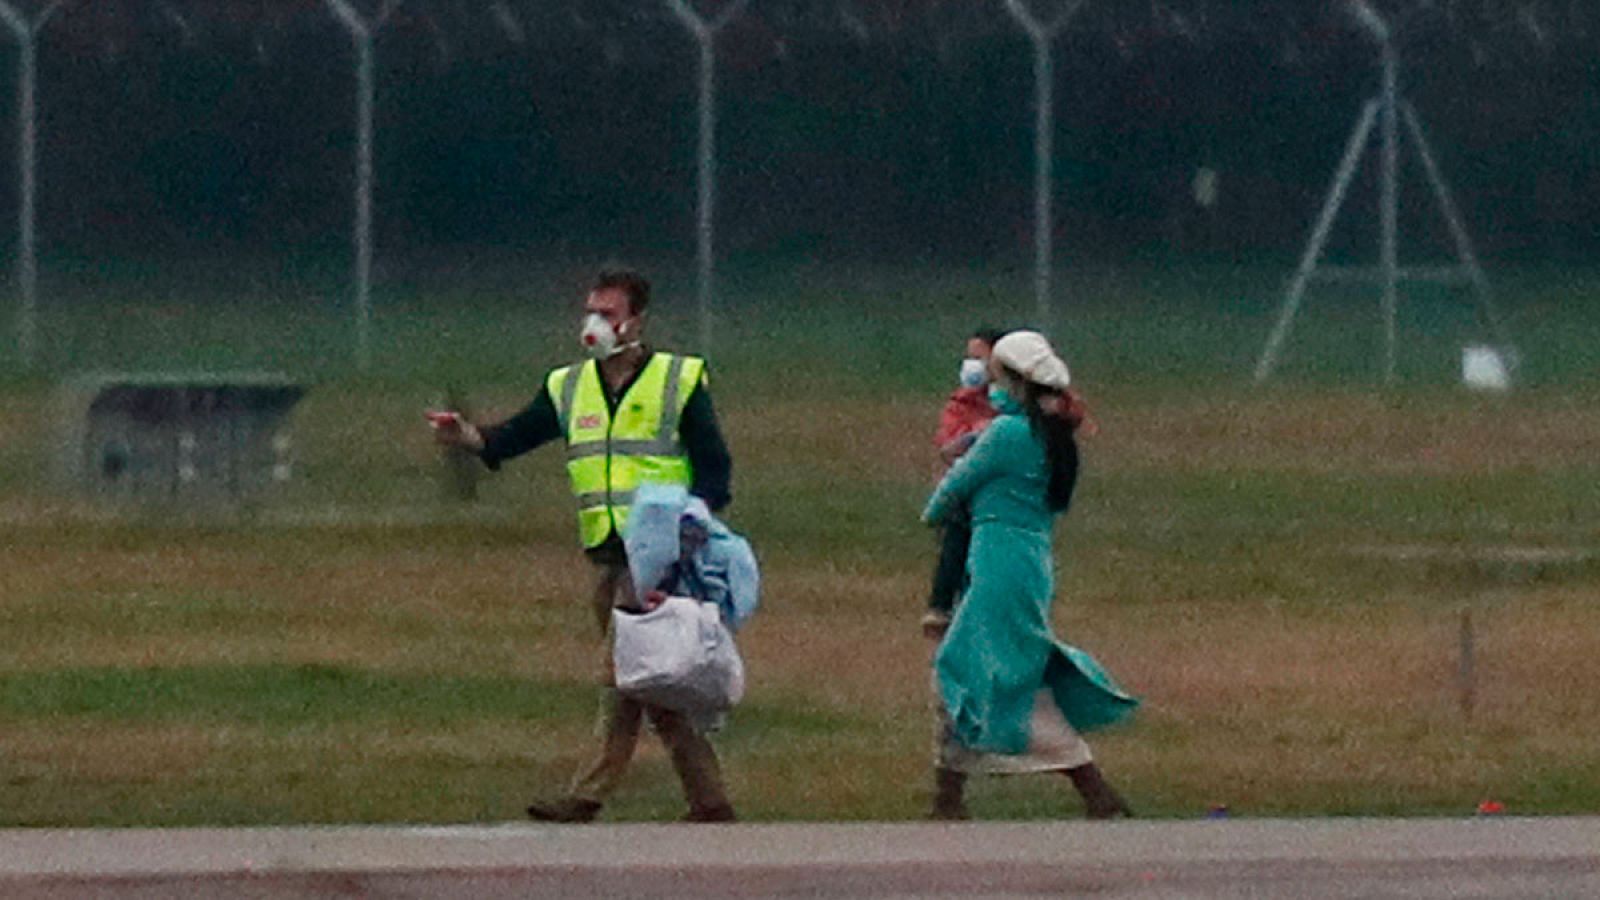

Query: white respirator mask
left=580, top=313, right=637, bottom=359
left=958, top=357, right=989, bottom=388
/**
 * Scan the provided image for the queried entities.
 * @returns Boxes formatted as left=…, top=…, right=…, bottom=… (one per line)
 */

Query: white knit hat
left=991, top=330, right=1071, bottom=390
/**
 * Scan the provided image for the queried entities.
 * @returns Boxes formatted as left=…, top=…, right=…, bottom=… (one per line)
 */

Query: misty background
left=0, top=0, right=1590, bottom=271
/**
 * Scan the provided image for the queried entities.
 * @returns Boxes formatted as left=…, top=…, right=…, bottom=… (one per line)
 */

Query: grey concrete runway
left=2, top=818, right=1597, bottom=898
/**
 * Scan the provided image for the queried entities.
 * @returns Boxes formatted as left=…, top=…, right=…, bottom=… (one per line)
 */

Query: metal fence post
left=665, top=0, right=750, bottom=356
left=324, top=0, right=399, bottom=373
left=1001, top=0, right=1085, bottom=334
left=0, top=0, right=64, bottom=371
left=1379, top=41, right=1399, bottom=384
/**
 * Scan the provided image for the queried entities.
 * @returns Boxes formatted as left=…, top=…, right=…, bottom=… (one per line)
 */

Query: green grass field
left=1, top=259, right=1598, bottom=825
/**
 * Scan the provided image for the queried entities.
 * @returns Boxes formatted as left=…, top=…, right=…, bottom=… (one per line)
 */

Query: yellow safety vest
left=547, top=353, right=704, bottom=549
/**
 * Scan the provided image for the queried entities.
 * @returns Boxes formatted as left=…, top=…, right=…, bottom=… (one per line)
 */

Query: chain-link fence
left=0, top=0, right=1594, bottom=374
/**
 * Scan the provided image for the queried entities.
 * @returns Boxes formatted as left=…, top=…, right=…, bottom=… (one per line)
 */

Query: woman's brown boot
left=1064, top=763, right=1131, bottom=819
left=931, top=767, right=970, bottom=820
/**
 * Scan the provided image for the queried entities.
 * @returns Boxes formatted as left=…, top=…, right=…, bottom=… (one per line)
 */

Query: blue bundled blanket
left=624, top=483, right=760, bottom=632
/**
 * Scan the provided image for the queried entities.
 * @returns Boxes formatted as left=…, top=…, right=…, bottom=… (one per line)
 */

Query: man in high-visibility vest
left=431, top=268, right=735, bottom=823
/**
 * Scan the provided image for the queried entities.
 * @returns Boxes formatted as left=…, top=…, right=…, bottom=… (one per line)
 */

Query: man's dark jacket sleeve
left=681, top=380, right=732, bottom=512
left=478, top=386, right=561, bottom=470
left=475, top=372, right=732, bottom=513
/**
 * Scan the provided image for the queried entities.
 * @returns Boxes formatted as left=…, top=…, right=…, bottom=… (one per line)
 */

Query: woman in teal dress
left=923, top=331, right=1138, bottom=820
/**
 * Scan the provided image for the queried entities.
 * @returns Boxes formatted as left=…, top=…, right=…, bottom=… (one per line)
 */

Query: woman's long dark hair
left=1014, top=374, right=1080, bottom=512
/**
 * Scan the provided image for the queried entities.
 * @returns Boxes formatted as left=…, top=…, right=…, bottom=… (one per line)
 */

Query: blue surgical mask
left=958, top=358, right=988, bottom=388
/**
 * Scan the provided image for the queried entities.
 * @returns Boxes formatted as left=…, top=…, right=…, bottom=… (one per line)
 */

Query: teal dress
left=923, top=398, right=1137, bottom=756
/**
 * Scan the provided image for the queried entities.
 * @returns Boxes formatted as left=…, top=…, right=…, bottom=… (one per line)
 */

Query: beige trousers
left=568, top=561, right=730, bottom=811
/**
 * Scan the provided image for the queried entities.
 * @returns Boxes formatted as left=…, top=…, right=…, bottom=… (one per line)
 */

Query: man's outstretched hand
left=426, top=411, right=484, bottom=451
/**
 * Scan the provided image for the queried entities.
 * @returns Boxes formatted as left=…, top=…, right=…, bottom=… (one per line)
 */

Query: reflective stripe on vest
left=547, top=353, right=704, bottom=548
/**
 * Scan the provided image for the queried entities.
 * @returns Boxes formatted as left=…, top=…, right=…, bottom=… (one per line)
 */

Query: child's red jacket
left=934, top=386, right=997, bottom=451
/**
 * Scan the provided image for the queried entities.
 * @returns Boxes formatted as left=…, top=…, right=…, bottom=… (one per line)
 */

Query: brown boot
left=1064, top=764, right=1131, bottom=820
left=526, top=796, right=602, bottom=823
left=930, top=767, right=970, bottom=821
left=682, top=803, right=738, bottom=823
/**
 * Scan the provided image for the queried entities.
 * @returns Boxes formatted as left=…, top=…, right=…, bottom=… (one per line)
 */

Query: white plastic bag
left=612, top=595, right=745, bottom=715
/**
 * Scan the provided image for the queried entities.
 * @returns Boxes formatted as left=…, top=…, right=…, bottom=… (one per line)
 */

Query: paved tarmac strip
left=1, top=818, right=1597, bottom=898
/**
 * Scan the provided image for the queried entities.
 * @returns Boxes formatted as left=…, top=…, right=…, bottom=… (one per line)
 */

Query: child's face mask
left=959, top=358, right=988, bottom=388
